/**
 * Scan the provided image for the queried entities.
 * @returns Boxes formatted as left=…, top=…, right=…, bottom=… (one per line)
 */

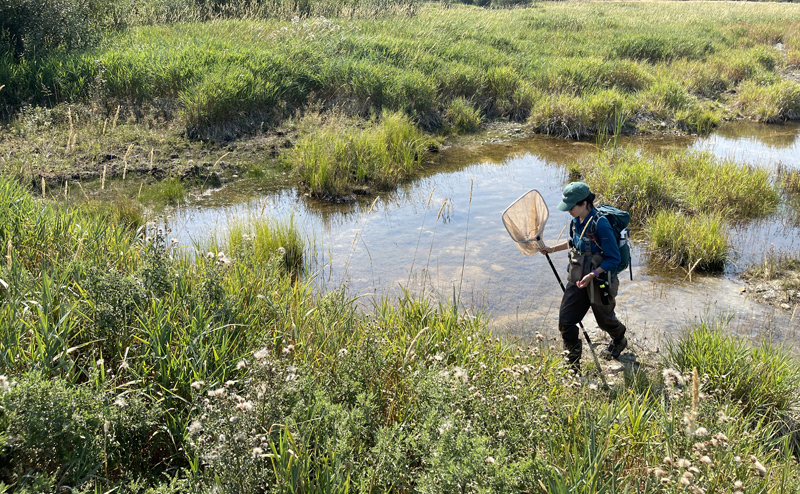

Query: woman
left=539, top=182, right=628, bottom=373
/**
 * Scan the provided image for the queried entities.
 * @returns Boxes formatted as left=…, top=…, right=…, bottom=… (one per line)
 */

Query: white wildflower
left=113, top=397, right=126, bottom=408
left=191, top=380, right=205, bottom=390
left=254, top=348, right=269, bottom=360
left=252, top=447, right=263, bottom=457
left=188, top=420, right=203, bottom=433
left=236, top=401, right=254, bottom=412
left=752, top=460, right=767, bottom=476
left=485, top=456, right=495, bottom=464
left=236, top=359, right=248, bottom=369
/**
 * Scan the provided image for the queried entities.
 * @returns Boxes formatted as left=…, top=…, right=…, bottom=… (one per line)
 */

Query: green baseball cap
left=557, top=182, right=591, bottom=211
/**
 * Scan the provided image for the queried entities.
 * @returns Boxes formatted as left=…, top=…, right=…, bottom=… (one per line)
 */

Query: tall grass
left=665, top=319, right=800, bottom=426
left=287, top=112, right=433, bottom=199
left=581, top=148, right=779, bottom=222
left=3, top=2, right=800, bottom=136
left=645, top=210, right=729, bottom=272
left=1, top=176, right=800, bottom=492
left=575, top=148, right=777, bottom=271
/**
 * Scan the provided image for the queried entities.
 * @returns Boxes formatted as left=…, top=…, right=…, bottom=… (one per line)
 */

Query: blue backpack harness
left=569, top=205, right=632, bottom=280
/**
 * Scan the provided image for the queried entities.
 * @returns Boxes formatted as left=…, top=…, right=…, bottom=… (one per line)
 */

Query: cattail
left=64, top=180, right=68, bottom=198
left=101, top=165, right=107, bottom=190
left=138, top=182, right=143, bottom=198
left=41, top=177, right=46, bottom=198
left=112, top=105, right=121, bottom=129
left=6, top=239, right=11, bottom=268
left=102, top=118, right=108, bottom=135
left=150, top=148, right=154, bottom=170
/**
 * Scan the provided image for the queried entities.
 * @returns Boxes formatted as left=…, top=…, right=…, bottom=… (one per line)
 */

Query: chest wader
left=558, top=244, right=626, bottom=371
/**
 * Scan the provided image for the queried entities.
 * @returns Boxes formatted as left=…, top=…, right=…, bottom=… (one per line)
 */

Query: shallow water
left=165, top=122, right=800, bottom=351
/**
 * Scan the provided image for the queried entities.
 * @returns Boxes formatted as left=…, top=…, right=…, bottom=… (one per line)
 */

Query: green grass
left=645, top=209, right=729, bottom=272
left=665, top=319, right=800, bottom=427
left=2, top=2, right=800, bottom=139
left=138, top=177, right=187, bottom=206
left=287, top=111, right=433, bottom=198
left=1, top=174, right=800, bottom=492
left=574, top=147, right=778, bottom=271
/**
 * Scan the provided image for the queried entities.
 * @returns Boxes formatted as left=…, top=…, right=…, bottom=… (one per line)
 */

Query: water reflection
left=166, top=122, right=800, bottom=350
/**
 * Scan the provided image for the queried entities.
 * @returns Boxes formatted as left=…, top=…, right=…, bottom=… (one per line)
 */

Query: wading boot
left=565, top=341, right=582, bottom=375
left=600, top=336, right=627, bottom=360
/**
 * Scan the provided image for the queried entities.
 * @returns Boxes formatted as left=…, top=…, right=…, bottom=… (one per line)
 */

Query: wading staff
left=539, top=236, right=609, bottom=389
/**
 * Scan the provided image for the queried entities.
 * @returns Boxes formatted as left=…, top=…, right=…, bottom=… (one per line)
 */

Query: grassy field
left=2, top=2, right=800, bottom=491
left=0, top=174, right=799, bottom=492
left=2, top=2, right=800, bottom=199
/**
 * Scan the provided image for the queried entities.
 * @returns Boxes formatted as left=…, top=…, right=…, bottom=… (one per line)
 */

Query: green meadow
left=2, top=0, right=800, bottom=492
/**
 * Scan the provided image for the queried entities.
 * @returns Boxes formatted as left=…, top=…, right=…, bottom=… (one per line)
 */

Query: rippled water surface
left=166, top=122, right=800, bottom=350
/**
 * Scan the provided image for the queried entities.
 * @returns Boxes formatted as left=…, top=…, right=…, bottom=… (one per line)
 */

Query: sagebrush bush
left=0, top=373, right=164, bottom=489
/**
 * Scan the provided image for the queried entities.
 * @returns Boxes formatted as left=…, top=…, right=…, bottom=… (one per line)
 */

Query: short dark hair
left=576, top=192, right=596, bottom=209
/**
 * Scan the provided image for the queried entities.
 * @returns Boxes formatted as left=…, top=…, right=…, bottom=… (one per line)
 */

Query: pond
left=165, top=121, right=800, bottom=352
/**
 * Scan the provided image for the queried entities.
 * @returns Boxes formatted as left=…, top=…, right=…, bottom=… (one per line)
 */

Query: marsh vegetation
left=2, top=0, right=800, bottom=492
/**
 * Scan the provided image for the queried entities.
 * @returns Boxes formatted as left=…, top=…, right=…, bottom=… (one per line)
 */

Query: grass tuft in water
left=645, top=209, right=728, bottom=272
left=138, top=177, right=186, bottom=207
left=287, top=111, right=433, bottom=199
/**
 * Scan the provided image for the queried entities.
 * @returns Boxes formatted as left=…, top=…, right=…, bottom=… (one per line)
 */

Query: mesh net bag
left=502, top=189, right=549, bottom=255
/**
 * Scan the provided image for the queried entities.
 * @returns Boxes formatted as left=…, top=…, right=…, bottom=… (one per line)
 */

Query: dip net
left=502, top=190, right=549, bottom=255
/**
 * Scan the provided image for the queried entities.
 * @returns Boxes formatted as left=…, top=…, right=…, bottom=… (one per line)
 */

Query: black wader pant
left=559, top=276, right=626, bottom=368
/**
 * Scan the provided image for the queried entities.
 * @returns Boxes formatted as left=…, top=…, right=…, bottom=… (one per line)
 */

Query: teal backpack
left=571, top=205, right=632, bottom=279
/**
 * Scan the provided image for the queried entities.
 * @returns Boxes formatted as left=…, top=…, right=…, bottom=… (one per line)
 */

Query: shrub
left=0, top=0, right=117, bottom=59
left=0, top=373, right=163, bottom=490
